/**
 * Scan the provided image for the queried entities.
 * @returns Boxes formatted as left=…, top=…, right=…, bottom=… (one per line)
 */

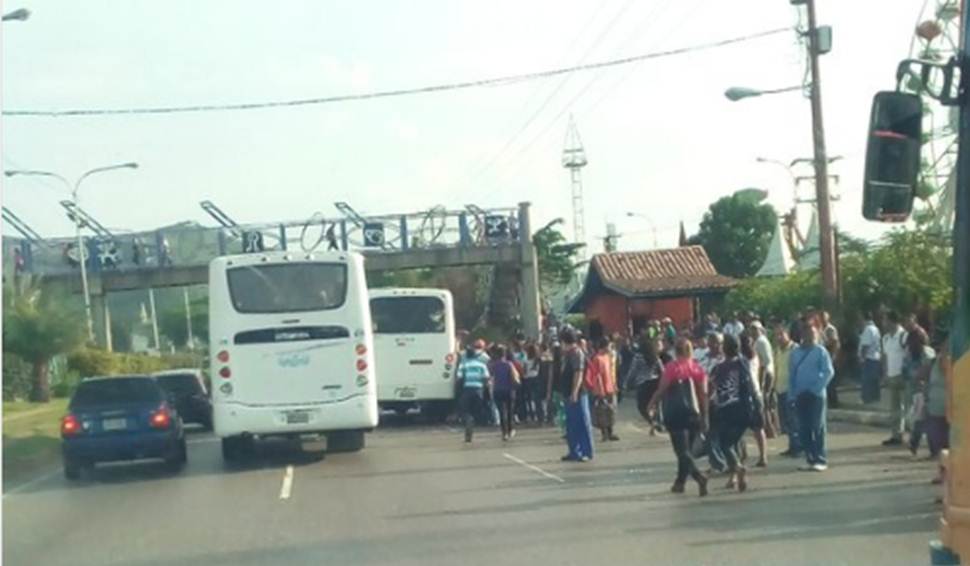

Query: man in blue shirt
left=789, top=317, right=835, bottom=471
left=457, top=344, right=492, bottom=443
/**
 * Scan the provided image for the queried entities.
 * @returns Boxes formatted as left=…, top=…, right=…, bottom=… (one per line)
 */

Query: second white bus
left=369, top=288, right=457, bottom=420
left=209, top=250, right=378, bottom=460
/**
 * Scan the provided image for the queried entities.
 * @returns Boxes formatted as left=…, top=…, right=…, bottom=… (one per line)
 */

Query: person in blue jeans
left=789, top=318, right=835, bottom=471
left=560, top=329, right=593, bottom=462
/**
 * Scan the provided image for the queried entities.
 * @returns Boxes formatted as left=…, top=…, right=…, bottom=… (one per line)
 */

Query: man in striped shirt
left=457, top=344, right=492, bottom=443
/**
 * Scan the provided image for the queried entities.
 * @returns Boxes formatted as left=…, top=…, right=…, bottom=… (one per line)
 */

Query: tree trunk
left=29, top=358, right=51, bottom=403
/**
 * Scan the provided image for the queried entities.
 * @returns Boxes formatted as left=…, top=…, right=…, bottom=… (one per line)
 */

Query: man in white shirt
left=723, top=313, right=745, bottom=339
left=881, top=311, right=909, bottom=446
left=858, top=313, right=882, bottom=404
left=751, top=321, right=777, bottom=437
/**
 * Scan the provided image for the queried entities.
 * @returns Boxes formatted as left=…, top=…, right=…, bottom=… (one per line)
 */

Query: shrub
left=2, top=352, right=33, bottom=401
left=68, top=348, right=120, bottom=378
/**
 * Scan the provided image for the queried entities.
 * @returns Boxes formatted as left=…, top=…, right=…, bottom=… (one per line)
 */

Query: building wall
left=584, top=294, right=695, bottom=337
left=585, top=295, right=629, bottom=337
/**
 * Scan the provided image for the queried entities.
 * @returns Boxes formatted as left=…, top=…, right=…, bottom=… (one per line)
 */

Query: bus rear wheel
left=221, top=435, right=254, bottom=462
left=327, top=431, right=365, bottom=453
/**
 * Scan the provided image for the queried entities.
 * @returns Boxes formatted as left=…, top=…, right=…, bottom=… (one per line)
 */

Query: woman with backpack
left=709, top=335, right=760, bottom=492
left=647, top=337, right=709, bottom=497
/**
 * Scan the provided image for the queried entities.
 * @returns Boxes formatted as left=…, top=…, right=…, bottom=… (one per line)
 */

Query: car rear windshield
left=71, top=378, right=163, bottom=409
left=227, top=263, right=347, bottom=314
left=371, top=296, right=446, bottom=334
left=155, top=374, right=202, bottom=395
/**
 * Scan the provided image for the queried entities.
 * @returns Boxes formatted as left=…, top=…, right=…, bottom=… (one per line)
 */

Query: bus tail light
left=356, top=359, right=368, bottom=372
left=355, top=344, right=367, bottom=356
left=445, top=353, right=456, bottom=364
left=61, top=414, right=83, bottom=437
left=219, top=367, right=231, bottom=379
left=217, top=350, right=230, bottom=363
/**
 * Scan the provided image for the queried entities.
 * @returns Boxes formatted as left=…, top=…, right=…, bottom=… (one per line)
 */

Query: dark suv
left=152, top=369, right=213, bottom=430
left=62, top=376, right=187, bottom=480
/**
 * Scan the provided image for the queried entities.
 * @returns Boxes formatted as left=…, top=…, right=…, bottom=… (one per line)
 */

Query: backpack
left=736, top=361, right=763, bottom=427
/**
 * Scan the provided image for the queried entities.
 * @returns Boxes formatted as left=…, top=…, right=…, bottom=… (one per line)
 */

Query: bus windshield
left=371, top=296, right=446, bottom=334
left=227, top=263, right=347, bottom=314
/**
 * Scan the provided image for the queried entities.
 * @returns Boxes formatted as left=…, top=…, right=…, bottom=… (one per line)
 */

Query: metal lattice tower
left=562, top=115, right=588, bottom=257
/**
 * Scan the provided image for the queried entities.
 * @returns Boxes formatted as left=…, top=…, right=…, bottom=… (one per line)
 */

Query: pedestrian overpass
left=2, top=202, right=542, bottom=350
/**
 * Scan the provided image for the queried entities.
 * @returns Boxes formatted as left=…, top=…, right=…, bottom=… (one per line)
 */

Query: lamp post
left=2, top=8, right=30, bottom=22
left=5, top=162, right=139, bottom=343
left=724, top=85, right=802, bottom=101
left=726, top=0, right=837, bottom=304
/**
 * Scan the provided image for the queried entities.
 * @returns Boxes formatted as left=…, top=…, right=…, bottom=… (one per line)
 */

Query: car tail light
left=219, top=367, right=231, bottom=379
left=355, top=344, right=367, bottom=356
left=61, top=414, right=82, bottom=437
left=356, top=359, right=368, bottom=372
left=217, top=350, right=230, bottom=363
left=150, top=405, right=172, bottom=429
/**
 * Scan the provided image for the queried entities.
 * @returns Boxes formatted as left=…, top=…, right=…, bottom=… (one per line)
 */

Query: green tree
left=157, top=297, right=208, bottom=349
left=3, top=280, right=87, bottom=402
left=533, top=219, right=584, bottom=291
left=688, top=193, right=777, bottom=277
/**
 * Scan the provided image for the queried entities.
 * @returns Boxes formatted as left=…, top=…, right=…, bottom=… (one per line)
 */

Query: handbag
left=594, top=398, right=616, bottom=428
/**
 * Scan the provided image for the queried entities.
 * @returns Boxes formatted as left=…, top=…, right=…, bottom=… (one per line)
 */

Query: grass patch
left=3, top=399, right=68, bottom=487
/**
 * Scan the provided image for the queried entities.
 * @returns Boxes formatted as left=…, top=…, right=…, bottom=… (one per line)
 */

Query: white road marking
left=279, top=465, right=294, bottom=500
left=503, top=453, right=565, bottom=484
left=755, top=512, right=935, bottom=538
left=3, top=467, right=61, bottom=498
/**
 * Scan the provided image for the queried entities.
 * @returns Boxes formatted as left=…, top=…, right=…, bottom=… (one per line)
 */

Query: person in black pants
left=647, top=338, right=709, bottom=497
left=709, top=335, right=756, bottom=492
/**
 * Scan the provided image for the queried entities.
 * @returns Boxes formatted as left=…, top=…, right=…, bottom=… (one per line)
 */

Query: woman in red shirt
left=588, top=337, right=619, bottom=442
left=648, top=337, right=709, bottom=497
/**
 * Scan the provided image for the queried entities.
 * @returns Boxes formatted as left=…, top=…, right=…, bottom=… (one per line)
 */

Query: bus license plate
left=285, top=411, right=310, bottom=425
left=102, top=418, right=127, bottom=431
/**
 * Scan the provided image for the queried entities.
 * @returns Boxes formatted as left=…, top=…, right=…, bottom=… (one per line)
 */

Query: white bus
left=369, top=288, right=457, bottom=420
left=209, top=250, right=378, bottom=460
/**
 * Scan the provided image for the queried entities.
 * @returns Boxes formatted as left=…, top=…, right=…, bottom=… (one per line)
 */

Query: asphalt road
left=3, top=405, right=941, bottom=566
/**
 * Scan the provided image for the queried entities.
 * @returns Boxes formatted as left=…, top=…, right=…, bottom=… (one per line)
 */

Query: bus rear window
left=227, top=263, right=347, bottom=314
left=371, top=296, right=446, bottom=334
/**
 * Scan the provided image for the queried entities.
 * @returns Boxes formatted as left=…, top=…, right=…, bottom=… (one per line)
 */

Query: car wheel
left=165, top=439, right=187, bottom=472
left=64, top=458, right=82, bottom=481
left=327, top=431, right=365, bottom=453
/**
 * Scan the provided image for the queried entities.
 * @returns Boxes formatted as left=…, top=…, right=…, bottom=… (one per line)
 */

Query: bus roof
left=368, top=287, right=452, bottom=299
left=210, top=250, right=362, bottom=268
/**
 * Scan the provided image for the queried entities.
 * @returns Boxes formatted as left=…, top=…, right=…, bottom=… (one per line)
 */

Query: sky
left=0, top=0, right=936, bottom=254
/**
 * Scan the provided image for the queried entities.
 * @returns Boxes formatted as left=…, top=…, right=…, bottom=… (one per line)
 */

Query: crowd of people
left=455, top=308, right=953, bottom=497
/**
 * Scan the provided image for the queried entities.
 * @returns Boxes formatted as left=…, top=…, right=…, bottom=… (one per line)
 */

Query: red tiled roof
left=592, top=246, right=736, bottom=296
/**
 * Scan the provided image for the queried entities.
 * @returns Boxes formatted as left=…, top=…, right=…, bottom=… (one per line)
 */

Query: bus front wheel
left=327, top=431, right=365, bottom=453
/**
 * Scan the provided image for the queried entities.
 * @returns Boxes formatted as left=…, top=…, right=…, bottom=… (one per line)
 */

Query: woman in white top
left=740, top=333, right=768, bottom=468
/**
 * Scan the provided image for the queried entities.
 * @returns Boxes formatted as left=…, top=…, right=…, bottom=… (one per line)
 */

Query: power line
left=4, top=27, right=792, bottom=118
left=465, top=0, right=638, bottom=182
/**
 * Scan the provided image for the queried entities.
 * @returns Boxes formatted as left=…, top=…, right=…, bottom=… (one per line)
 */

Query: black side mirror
left=862, top=91, right=923, bottom=222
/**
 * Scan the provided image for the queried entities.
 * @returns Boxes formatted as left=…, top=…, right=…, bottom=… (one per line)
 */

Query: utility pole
left=805, top=0, right=838, bottom=304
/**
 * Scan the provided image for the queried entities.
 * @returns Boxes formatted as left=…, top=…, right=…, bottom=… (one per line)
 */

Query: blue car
left=61, top=376, right=188, bottom=480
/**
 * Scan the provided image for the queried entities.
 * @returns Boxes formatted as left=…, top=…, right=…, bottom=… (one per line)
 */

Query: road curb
left=828, top=408, right=891, bottom=427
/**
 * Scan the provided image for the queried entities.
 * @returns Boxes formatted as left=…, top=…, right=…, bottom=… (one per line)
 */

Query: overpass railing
left=2, top=205, right=525, bottom=278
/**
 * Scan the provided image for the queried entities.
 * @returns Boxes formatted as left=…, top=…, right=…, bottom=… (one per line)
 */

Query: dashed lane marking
left=503, top=453, right=565, bottom=484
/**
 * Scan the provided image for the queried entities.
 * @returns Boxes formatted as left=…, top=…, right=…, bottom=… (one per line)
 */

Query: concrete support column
left=89, top=278, right=113, bottom=352
left=517, top=202, right=542, bottom=340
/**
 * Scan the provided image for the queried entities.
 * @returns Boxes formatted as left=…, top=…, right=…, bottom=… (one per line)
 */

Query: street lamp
left=2, top=8, right=30, bottom=22
left=5, top=162, right=139, bottom=343
left=724, top=85, right=803, bottom=101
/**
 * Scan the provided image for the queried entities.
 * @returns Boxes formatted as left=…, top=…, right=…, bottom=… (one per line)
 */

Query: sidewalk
left=827, top=384, right=893, bottom=428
